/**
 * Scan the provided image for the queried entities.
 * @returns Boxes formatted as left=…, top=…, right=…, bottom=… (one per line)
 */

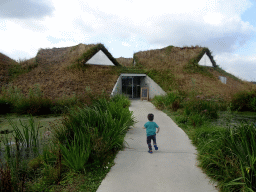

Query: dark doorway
left=122, top=76, right=141, bottom=99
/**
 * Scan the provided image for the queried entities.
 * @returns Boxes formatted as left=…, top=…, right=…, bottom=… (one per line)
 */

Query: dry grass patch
left=116, top=57, right=133, bottom=67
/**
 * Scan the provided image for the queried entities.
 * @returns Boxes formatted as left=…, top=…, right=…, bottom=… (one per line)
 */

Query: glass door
left=122, top=76, right=141, bottom=99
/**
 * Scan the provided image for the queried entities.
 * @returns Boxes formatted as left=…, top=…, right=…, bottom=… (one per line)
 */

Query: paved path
left=97, top=100, right=218, bottom=192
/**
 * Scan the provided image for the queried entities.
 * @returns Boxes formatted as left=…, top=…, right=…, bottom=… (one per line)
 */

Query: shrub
left=249, top=97, right=256, bottom=112
left=52, top=96, right=135, bottom=169
left=183, top=97, right=219, bottom=119
left=110, top=94, right=131, bottom=108
left=230, top=90, right=256, bottom=112
left=152, top=92, right=183, bottom=111
left=220, top=123, right=256, bottom=191
left=13, top=97, right=53, bottom=115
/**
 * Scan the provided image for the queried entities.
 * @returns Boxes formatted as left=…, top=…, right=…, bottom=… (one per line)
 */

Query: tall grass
left=221, top=123, right=256, bottom=191
left=230, top=90, right=256, bottom=112
left=59, top=127, right=91, bottom=173
left=0, top=93, right=135, bottom=190
left=52, top=94, right=135, bottom=170
left=6, top=115, right=40, bottom=149
left=152, top=92, right=183, bottom=111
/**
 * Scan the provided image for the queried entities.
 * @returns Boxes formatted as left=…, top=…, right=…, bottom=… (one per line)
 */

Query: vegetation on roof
left=75, top=43, right=121, bottom=67
left=196, top=48, right=217, bottom=67
left=131, top=45, right=255, bottom=101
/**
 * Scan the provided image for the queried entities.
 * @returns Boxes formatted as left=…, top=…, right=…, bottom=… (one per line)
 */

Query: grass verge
left=151, top=92, right=256, bottom=192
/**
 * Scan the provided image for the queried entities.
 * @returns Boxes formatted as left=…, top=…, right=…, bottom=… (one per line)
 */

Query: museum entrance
left=122, top=76, right=141, bottom=99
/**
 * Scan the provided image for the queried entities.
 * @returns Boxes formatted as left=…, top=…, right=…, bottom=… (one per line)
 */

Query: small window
left=219, top=76, right=227, bottom=84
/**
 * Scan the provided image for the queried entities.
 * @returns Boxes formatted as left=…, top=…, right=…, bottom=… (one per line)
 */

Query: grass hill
left=116, top=57, right=133, bottom=67
left=0, top=52, right=19, bottom=89
left=1, top=43, right=255, bottom=103
left=132, top=45, right=256, bottom=101
left=3, top=44, right=120, bottom=100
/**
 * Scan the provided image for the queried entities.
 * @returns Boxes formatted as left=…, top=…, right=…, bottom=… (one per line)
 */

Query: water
left=211, top=111, right=256, bottom=128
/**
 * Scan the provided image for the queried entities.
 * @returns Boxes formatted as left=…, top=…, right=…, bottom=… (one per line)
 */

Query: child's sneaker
left=148, top=150, right=153, bottom=154
left=154, top=145, right=158, bottom=150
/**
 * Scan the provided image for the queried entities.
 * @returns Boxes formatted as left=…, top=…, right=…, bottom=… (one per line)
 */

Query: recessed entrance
left=122, top=76, right=141, bottom=99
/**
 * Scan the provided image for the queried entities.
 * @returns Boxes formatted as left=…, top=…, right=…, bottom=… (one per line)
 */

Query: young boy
left=143, top=113, right=160, bottom=154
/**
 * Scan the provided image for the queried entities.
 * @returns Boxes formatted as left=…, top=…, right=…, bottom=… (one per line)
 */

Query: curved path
left=97, top=99, right=218, bottom=192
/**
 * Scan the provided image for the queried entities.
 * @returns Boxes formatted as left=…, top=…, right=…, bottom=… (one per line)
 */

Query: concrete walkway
left=97, top=100, right=218, bottom=192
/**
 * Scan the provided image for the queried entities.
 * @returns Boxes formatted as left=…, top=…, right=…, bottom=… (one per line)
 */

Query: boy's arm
left=156, top=127, right=160, bottom=133
left=142, top=127, right=146, bottom=129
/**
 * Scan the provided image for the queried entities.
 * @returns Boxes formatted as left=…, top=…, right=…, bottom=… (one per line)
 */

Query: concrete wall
left=219, top=76, right=227, bottom=84
left=143, top=75, right=167, bottom=99
left=198, top=53, right=213, bottom=67
left=111, top=75, right=122, bottom=97
left=111, top=73, right=167, bottom=99
left=86, top=50, right=115, bottom=66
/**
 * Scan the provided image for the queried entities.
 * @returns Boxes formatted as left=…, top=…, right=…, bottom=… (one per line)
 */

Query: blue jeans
left=147, top=134, right=156, bottom=150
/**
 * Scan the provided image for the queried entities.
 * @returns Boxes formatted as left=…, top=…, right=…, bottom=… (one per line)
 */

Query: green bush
left=249, top=97, right=256, bottom=112
left=152, top=92, right=183, bottom=111
left=52, top=95, right=136, bottom=169
left=176, top=115, right=188, bottom=124
left=188, top=113, right=206, bottom=127
left=110, top=94, right=131, bottom=108
left=230, top=90, right=256, bottom=112
left=183, top=97, right=219, bottom=119
left=221, top=123, right=256, bottom=191
left=13, top=97, right=53, bottom=115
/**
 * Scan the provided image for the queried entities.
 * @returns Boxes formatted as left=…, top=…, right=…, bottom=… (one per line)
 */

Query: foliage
left=110, top=93, right=131, bottom=108
left=163, top=98, right=256, bottom=191
left=183, top=58, right=215, bottom=78
left=147, top=69, right=177, bottom=91
left=59, top=127, right=91, bottom=173
left=6, top=114, right=40, bottom=149
left=221, top=123, right=256, bottom=191
left=182, top=96, right=219, bottom=120
left=52, top=94, right=135, bottom=169
left=152, top=92, right=183, bottom=111
left=230, top=90, right=256, bottom=112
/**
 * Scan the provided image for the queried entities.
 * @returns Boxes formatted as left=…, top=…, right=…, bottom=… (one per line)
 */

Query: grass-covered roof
left=76, top=43, right=121, bottom=66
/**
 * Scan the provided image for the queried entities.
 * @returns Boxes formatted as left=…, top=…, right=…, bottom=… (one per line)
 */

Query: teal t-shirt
left=144, top=121, right=159, bottom=136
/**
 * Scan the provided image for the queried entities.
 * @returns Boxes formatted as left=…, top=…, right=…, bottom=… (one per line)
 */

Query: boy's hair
left=148, top=113, right=154, bottom=121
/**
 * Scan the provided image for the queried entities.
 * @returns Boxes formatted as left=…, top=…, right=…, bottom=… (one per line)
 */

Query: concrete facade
left=111, top=74, right=167, bottom=99
left=198, top=53, right=213, bottom=67
left=86, top=50, right=115, bottom=66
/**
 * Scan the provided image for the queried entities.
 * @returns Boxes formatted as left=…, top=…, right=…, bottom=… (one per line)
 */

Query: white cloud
left=122, top=42, right=131, bottom=47
left=215, top=53, right=256, bottom=82
left=0, top=0, right=255, bottom=82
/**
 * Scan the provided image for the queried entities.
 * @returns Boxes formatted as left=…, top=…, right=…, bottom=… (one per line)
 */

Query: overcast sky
left=0, top=0, right=255, bottom=82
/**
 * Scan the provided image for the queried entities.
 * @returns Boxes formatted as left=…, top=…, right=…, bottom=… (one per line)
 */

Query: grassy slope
left=2, top=44, right=255, bottom=103
left=4, top=44, right=121, bottom=100
left=0, top=53, right=19, bottom=88
left=133, top=46, right=256, bottom=102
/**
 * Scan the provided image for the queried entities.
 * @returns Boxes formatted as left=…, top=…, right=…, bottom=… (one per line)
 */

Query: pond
left=0, top=114, right=63, bottom=164
left=211, top=111, right=256, bottom=128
